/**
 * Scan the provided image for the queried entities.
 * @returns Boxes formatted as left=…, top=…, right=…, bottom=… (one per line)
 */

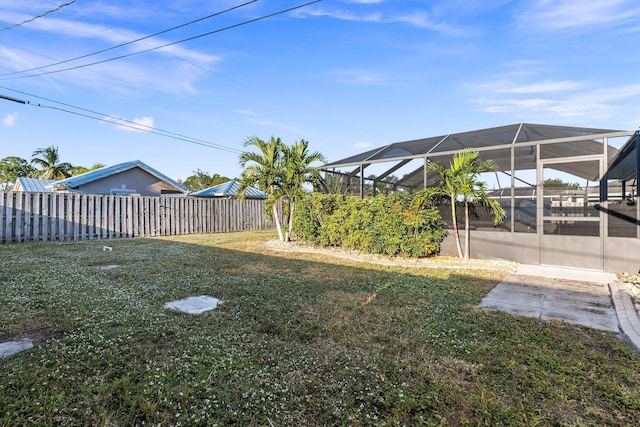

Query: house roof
left=190, top=180, right=267, bottom=199
left=14, top=177, right=57, bottom=192
left=52, top=160, right=188, bottom=193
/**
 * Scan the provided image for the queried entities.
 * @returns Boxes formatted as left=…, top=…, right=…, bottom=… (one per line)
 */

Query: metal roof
left=322, top=123, right=629, bottom=167
left=52, top=160, right=188, bottom=193
left=14, top=177, right=57, bottom=192
left=605, top=131, right=639, bottom=182
left=320, top=123, right=635, bottom=185
left=190, top=180, right=267, bottom=199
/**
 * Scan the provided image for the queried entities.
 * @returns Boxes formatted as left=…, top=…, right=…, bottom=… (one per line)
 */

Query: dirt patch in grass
left=2, top=323, right=62, bottom=347
left=19, top=325, right=61, bottom=344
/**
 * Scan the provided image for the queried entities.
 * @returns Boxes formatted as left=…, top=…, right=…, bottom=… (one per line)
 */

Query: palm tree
left=411, top=149, right=506, bottom=260
left=238, top=137, right=286, bottom=241
left=30, top=146, right=73, bottom=179
left=280, top=139, right=326, bottom=241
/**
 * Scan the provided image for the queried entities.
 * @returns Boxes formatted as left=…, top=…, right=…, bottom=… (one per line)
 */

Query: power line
left=0, top=39, right=258, bottom=116
left=0, top=1, right=77, bottom=33
left=0, top=0, right=259, bottom=77
left=0, top=86, right=243, bottom=155
left=0, top=0, right=321, bottom=81
left=45, top=105, right=243, bottom=154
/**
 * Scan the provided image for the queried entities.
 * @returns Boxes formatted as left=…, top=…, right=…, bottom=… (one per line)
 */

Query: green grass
left=1, top=230, right=639, bottom=426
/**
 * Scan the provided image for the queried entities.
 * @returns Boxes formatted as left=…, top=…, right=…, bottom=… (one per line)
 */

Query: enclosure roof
left=605, top=131, right=639, bottom=182
left=321, top=123, right=631, bottom=171
left=190, top=180, right=267, bottom=199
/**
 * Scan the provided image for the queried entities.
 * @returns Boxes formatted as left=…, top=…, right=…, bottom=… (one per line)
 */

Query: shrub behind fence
left=0, top=191, right=271, bottom=244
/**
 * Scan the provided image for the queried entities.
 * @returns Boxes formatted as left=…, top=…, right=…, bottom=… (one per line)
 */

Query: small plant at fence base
left=293, top=193, right=446, bottom=257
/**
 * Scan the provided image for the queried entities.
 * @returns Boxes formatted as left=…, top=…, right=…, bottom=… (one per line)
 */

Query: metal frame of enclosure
left=319, top=123, right=640, bottom=273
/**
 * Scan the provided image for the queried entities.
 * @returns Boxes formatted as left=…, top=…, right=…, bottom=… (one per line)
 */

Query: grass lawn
left=1, top=230, right=639, bottom=426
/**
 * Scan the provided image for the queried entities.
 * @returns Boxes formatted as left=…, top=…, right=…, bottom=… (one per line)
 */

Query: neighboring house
left=13, top=177, right=57, bottom=192
left=14, top=160, right=187, bottom=196
left=190, top=180, right=267, bottom=199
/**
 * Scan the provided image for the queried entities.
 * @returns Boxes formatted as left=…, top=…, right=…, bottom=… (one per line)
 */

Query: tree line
left=0, top=145, right=231, bottom=192
left=0, top=146, right=107, bottom=189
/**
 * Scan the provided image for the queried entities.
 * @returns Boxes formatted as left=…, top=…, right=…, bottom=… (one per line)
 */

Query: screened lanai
left=319, top=123, right=640, bottom=272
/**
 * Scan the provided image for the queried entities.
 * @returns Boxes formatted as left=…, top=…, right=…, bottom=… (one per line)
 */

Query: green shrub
left=293, top=193, right=346, bottom=245
left=293, top=192, right=446, bottom=257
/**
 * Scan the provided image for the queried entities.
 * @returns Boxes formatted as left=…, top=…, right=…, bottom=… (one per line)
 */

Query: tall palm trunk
left=464, top=201, right=470, bottom=260
left=285, top=200, right=295, bottom=242
left=451, top=200, right=464, bottom=259
left=272, top=204, right=284, bottom=241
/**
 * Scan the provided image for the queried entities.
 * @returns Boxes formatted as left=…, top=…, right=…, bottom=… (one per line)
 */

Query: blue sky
left=1, top=0, right=640, bottom=182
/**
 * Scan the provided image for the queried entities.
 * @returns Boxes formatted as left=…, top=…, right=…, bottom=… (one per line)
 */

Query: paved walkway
left=480, top=265, right=640, bottom=350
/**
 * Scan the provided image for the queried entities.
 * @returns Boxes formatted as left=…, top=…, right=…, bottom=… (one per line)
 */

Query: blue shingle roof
left=190, top=180, right=267, bottom=199
left=52, top=160, right=188, bottom=193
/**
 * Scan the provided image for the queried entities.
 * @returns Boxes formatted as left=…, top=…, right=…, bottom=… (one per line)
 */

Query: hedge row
left=293, top=193, right=447, bottom=257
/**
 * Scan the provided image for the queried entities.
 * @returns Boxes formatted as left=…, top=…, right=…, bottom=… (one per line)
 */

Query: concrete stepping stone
left=94, top=264, right=120, bottom=270
left=164, top=295, right=222, bottom=314
left=0, top=340, right=33, bottom=358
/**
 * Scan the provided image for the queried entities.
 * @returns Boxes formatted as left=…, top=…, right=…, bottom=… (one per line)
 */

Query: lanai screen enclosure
left=319, top=123, right=640, bottom=273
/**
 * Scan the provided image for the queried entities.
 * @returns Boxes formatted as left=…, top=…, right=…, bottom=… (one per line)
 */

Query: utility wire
left=0, top=39, right=258, bottom=116
left=0, top=0, right=77, bottom=33
left=0, top=86, right=243, bottom=154
left=44, top=105, right=243, bottom=154
left=0, top=0, right=321, bottom=81
left=0, top=0, right=259, bottom=77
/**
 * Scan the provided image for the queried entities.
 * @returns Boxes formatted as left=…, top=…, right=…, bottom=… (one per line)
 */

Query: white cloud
left=110, top=115, right=155, bottom=132
left=38, top=15, right=218, bottom=64
left=479, top=97, right=618, bottom=119
left=130, top=116, right=154, bottom=131
left=0, top=10, right=220, bottom=94
left=303, top=8, right=382, bottom=23
left=355, top=141, right=372, bottom=148
left=302, top=7, right=471, bottom=36
left=2, top=112, right=18, bottom=127
left=390, top=11, right=475, bottom=36
left=469, top=79, right=640, bottom=123
left=472, top=79, right=585, bottom=94
left=519, top=0, right=640, bottom=31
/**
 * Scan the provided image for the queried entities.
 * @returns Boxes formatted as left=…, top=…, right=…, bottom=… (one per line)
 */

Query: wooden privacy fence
left=0, top=191, right=272, bottom=244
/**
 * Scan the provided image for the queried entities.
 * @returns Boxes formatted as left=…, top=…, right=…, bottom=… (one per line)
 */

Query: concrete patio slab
left=515, top=265, right=616, bottom=284
left=480, top=265, right=620, bottom=332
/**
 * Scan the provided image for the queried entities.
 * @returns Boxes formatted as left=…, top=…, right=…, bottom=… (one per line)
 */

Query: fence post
left=5, top=192, right=15, bottom=243
left=15, top=192, right=23, bottom=243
